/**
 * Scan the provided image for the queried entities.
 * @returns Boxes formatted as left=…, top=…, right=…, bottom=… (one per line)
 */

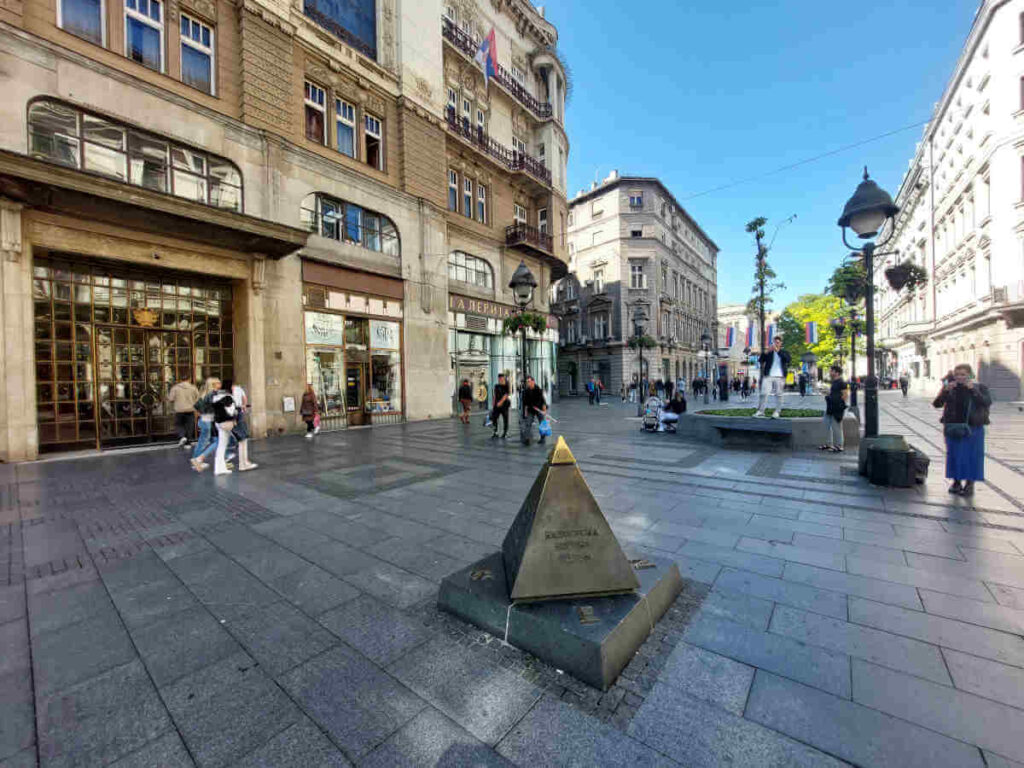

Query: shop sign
left=305, top=311, right=344, bottom=346
left=370, top=320, right=400, bottom=350
left=448, top=294, right=554, bottom=326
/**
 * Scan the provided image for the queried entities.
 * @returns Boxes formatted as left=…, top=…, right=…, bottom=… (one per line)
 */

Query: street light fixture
left=848, top=306, right=861, bottom=408
left=700, top=329, right=712, bottom=405
left=509, top=261, right=537, bottom=418
left=838, top=168, right=899, bottom=438
left=633, top=303, right=649, bottom=416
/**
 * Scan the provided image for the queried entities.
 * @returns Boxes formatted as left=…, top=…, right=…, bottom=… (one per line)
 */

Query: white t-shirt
left=769, top=353, right=783, bottom=379
left=231, top=385, right=247, bottom=408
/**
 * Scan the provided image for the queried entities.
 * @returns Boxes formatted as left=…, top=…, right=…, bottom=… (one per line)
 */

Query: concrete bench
left=675, top=413, right=824, bottom=449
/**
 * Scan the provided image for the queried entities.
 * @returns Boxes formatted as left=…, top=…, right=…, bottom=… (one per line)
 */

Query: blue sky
left=545, top=0, right=981, bottom=308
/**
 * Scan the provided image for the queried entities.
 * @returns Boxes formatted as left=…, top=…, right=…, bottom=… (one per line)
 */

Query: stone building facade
left=875, top=0, right=1024, bottom=401
left=551, top=173, right=718, bottom=396
left=0, top=0, right=568, bottom=460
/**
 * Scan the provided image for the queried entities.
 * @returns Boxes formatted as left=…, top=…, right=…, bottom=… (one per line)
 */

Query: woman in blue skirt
left=932, top=364, right=991, bottom=496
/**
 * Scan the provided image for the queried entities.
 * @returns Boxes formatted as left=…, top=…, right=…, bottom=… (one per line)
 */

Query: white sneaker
left=178, top=437, right=188, bottom=447
left=314, top=426, right=321, bottom=435
left=771, top=410, right=781, bottom=419
left=305, top=433, right=313, bottom=440
left=753, top=411, right=765, bottom=418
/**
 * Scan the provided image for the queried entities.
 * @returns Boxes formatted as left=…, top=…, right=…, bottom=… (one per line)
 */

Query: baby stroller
left=641, top=396, right=665, bottom=432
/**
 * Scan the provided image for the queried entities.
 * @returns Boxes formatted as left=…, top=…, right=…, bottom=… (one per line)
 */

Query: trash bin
left=863, top=435, right=916, bottom=487
left=909, top=445, right=930, bottom=485
left=858, top=435, right=908, bottom=477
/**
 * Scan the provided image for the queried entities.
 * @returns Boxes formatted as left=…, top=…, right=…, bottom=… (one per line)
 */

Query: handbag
left=943, top=395, right=972, bottom=439
left=313, top=412, right=321, bottom=429
left=538, top=417, right=552, bottom=437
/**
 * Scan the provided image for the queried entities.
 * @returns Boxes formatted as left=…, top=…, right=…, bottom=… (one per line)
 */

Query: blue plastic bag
left=538, top=418, right=552, bottom=437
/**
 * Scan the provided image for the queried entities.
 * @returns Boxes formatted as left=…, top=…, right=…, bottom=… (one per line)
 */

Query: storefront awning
left=0, top=150, right=308, bottom=259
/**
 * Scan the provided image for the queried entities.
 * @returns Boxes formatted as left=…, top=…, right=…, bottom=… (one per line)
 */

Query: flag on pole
left=725, top=326, right=735, bottom=347
left=474, top=28, right=498, bottom=88
left=805, top=321, right=819, bottom=345
left=767, top=323, right=777, bottom=344
left=744, top=325, right=753, bottom=348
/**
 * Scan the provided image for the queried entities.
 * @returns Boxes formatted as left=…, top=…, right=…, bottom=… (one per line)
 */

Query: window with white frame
left=304, top=82, right=326, bottom=144
left=512, top=136, right=527, bottom=156
left=630, top=263, right=645, bottom=289
left=593, top=267, right=605, bottom=294
left=364, top=113, right=383, bottom=170
left=336, top=99, right=355, bottom=157
left=476, top=108, right=485, bottom=134
left=538, top=208, right=548, bottom=234
left=59, top=0, right=104, bottom=44
left=591, top=199, right=603, bottom=217
left=463, top=178, right=472, bottom=218
left=593, top=313, right=608, bottom=338
left=179, top=13, right=214, bottom=94
left=447, top=169, right=458, bottom=212
left=125, top=0, right=163, bottom=72
left=566, top=280, right=576, bottom=299
left=446, top=86, right=457, bottom=116
left=514, top=203, right=527, bottom=224
left=461, top=97, right=471, bottom=126
left=568, top=243, right=575, bottom=257
left=629, top=192, right=643, bottom=209
left=591, top=231, right=602, bottom=247
left=476, top=183, right=487, bottom=223
left=448, top=251, right=493, bottom=289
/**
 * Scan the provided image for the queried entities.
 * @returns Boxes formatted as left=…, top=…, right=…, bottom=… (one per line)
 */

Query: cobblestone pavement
left=2, top=393, right=1024, bottom=767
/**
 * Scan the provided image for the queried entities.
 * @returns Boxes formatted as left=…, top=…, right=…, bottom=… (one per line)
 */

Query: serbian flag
left=725, top=326, right=735, bottom=347
left=805, top=321, right=819, bottom=344
left=474, top=28, right=497, bottom=88
left=767, top=324, right=777, bottom=344
left=744, top=325, right=753, bottom=348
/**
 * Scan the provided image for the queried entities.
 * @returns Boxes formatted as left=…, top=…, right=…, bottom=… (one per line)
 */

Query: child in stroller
left=642, top=393, right=686, bottom=433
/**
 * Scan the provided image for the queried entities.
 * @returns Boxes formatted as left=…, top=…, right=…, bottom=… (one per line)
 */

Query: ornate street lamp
left=830, top=316, right=846, bottom=372
left=509, top=261, right=537, bottom=417
left=848, top=307, right=861, bottom=408
left=838, top=168, right=898, bottom=437
left=633, top=303, right=649, bottom=416
left=700, top=328, right=712, bottom=405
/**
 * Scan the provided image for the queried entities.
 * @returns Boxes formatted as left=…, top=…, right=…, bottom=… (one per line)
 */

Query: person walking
left=490, top=373, right=511, bottom=439
left=820, top=365, right=847, bottom=452
left=519, top=376, right=548, bottom=445
left=798, top=372, right=808, bottom=398
left=168, top=376, right=199, bottom=448
left=595, top=378, right=603, bottom=404
left=933, top=363, right=991, bottom=496
left=741, top=375, right=751, bottom=402
left=754, top=336, right=790, bottom=419
left=300, top=383, right=319, bottom=438
left=190, top=376, right=220, bottom=472
left=620, top=383, right=626, bottom=403
left=457, top=378, right=473, bottom=424
left=211, top=384, right=237, bottom=475
left=586, top=377, right=596, bottom=405
left=899, top=371, right=910, bottom=398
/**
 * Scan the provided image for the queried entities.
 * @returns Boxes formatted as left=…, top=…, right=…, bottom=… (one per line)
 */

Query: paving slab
left=655, top=641, right=755, bottom=716
left=267, top=565, right=361, bottom=616
left=228, top=718, right=351, bottom=768
left=317, top=594, right=434, bottom=666
left=746, top=670, right=984, bottom=768
left=783, top=562, right=923, bottom=609
left=941, top=648, right=1024, bottom=709
left=32, top=612, right=137, bottom=696
left=129, top=606, right=242, bottom=687
left=697, top=588, right=774, bottom=630
left=920, top=589, right=1024, bottom=634
left=108, top=731, right=194, bottom=768
left=219, top=600, right=338, bottom=677
left=363, top=708, right=512, bottom=768
left=0, top=669, right=34, bottom=761
left=714, top=568, right=848, bottom=619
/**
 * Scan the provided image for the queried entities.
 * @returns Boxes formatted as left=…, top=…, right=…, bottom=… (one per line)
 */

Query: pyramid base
left=437, top=552, right=682, bottom=690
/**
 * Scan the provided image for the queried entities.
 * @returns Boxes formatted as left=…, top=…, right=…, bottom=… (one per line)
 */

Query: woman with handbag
left=300, top=384, right=319, bottom=439
left=821, top=365, right=847, bottom=452
left=933, top=364, right=991, bottom=496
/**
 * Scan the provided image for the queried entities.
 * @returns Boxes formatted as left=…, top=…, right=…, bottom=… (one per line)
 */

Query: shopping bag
left=313, top=413, right=321, bottom=429
left=538, top=418, right=552, bottom=437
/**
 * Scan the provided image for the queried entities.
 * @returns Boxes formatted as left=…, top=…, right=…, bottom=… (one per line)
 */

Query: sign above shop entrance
left=305, top=311, right=344, bottom=346
left=369, top=320, right=400, bottom=350
left=449, top=294, right=555, bottom=326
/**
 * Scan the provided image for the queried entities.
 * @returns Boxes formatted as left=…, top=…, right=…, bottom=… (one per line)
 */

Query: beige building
left=875, top=0, right=1024, bottom=400
left=552, top=173, right=718, bottom=394
left=0, top=0, right=568, bottom=460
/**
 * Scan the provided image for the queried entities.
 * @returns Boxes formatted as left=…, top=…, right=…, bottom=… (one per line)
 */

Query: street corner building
left=0, top=0, right=570, bottom=460
left=874, top=0, right=1024, bottom=402
left=550, top=173, right=719, bottom=395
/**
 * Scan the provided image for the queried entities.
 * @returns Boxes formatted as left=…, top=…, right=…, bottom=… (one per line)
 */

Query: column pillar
left=0, top=200, right=37, bottom=461
left=234, top=254, right=267, bottom=439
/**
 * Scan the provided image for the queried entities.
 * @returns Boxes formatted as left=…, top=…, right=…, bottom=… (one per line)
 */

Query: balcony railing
left=506, top=222, right=553, bottom=254
left=445, top=109, right=552, bottom=186
left=441, top=18, right=553, bottom=120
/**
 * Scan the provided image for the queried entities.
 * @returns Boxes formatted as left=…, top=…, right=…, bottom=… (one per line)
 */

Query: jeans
left=491, top=407, right=508, bottom=435
left=520, top=409, right=539, bottom=443
left=192, top=419, right=215, bottom=460
left=823, top=412, right=844, bottom=448
left=757, top=376, right=785, bottom=413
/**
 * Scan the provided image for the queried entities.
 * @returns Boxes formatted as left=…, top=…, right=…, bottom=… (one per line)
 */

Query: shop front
left=448, top=293, right=558, bottom=414
left=302, top=262, right=404, bottom=430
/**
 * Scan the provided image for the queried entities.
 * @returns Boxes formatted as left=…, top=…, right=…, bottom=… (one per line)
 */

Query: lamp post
left=837, top=168, right=899, bottom=438
left=801, top=351, right=818, bottom=385
left=509, top=261, right=537, bottom=419
left=848, top=306, right=861, bottom=408
left=700, top=329, right=712, bottom=405
left=633, top=303, right=649, bottom=417
left=830, top=316, right=846, bottom=376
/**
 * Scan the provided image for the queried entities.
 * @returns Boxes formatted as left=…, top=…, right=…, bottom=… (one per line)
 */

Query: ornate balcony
left=445, top=109, right=552, bottom=186
left=506, top=222, right=553, bottom=255
left=441, top=18, right=553, bottom=120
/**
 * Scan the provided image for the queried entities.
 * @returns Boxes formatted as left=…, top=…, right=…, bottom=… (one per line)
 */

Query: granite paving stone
left=219, top=600, right=338, bottom=676
left=684, top=614, right=851, bottom=698
left=0, top=619, right=29, bottom=677
left=746, top=670, right=984, bottom=768
left=844, top=556, right=994, bottom=600
left=0, top=584, right=26, bottom=625
left=736, top=538, right=847, bottom=571
left=498, top=696, right=676, bottom=767
left=107, top=577, right=200, bottom=629
left=852, top=658, right=1024, bottom=763
left=840, top=528, right=966, bottom=559
left=365, top=538, right=468, bottom=582
left=920, top=589, right=1024, bottom=634
left=317, top=594, right=434, bottom=665
left=669, top=555, right=722, bottom=584
left=129, top=605, right=242, bottom=687
left=768, top=604, right=952, bottom=684
left=26, top=579, right=115, bottom=636
left=714, top=568, right=848, bottom=619
left=387, top=636, right=541, bottom=746
left=0, top=748, right=37, bottom=768
left=988, top=583, right=1024, bottom=609
left=903, top=551, right=1024, bottom=590
left=655, top=641, right=755, bottom=716
left=339, top=560, right=438, bottom=610
left=108, top=731, right=194, bottom=768
left=32, top=612, right=137, bottom=695
left=362, top=708, right=513, bottom=768
left=696, top=588, right=774, bottom=630
left=941, top=648, right=1024, bottom=709
left=0, top=669, right=34, bottom=761
left=628, top=681, right=846, bottom=767
left=230, top=545, right=309, bottom=583
left=983, top=752, right=1024, bottom=768
left=162, top=651, right=302, bottom=768
left=267, top=565, right=361, bottom=616
left=849, top=597, right=1024, bottom=667
left=280, top=644, right=427, bottom=760
left=227, top=718, right=350, bottom=768
left=790, top=532, right=908, bottom=565
left=675, top=541, right=785, bottom=577
left=783, top=562, right=923, bottom=609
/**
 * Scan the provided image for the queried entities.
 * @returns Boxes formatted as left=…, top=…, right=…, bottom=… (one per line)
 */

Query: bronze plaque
left=502, top=437, right=640, bottom=602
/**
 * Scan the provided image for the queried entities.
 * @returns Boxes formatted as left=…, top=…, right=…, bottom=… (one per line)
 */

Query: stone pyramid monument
left=502, top=436, right=640, bottom=602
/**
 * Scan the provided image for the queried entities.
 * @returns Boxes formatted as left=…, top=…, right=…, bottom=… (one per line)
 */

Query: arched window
left=27, top=98, right=242, bottom=212
left=448, top=251, right=493, bottom=289
left=301, top=193, right=399, bottom=256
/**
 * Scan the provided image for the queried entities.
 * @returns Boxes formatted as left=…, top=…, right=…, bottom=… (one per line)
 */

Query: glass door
left=305, top=347, right=346, bottom=430
left=345, top=362, right=367, bottom=426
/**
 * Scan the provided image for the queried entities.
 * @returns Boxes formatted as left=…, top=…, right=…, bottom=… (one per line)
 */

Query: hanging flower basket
left=627, top=335, right=658, bottom=349
left=885, top=263, right=929, bottom=292
left=503, top=312, right=548, bottom=336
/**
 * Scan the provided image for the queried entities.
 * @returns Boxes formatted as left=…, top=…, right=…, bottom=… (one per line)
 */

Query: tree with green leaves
left=745, top=217, right=786, bottom=354
left=776, top=293, right=848, bottom=375
left=826, top=261, right=867, bottom=304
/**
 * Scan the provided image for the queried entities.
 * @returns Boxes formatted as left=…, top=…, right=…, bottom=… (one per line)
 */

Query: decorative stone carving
left=413, top=76, right=433, bottom=103
left=181, top=0, right=216, bottom=21
left=366, top=94, right=386, bottom=115
left=0, top=199, right=23, bottom=263
left=252, top=255, right=267, bottom=294
left=461, top=68, right=477, bottom=92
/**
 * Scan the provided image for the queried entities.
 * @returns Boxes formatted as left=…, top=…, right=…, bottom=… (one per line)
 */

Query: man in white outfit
left=754, top=336, right=791, bottom=419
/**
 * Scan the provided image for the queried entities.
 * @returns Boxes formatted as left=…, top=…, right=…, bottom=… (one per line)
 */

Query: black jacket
left=933, top=383, right=991, bottom=426
left=759, top=349, right=791, bottom=379
left=457, top=384, right=472, bottom=400
left=522, top=386, right=547, bottom=413
left=211, top=391, right=238, bottom=424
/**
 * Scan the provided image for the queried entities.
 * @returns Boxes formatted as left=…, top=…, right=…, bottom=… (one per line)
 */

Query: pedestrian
left=190, top=376, right=220, bottom=472
left=586, top=377, right=595, bottom=405
left=798, top=372, right=807, bottom=398
left=629, top=378, right=637, bottom=403
left=820, top=365, right=847, bottom=452
left=620, top=383, right=626, bottom=402
left=457, top=378, right=473, bottom=424
left=595, top=378, right=603, bottom=404
left=300, top=383, right=319, bottom=438
left=741, top=375, right=751, bottom=401
left=658, top=391, right=686, bottom=432
left=754, top=337, right=790, bottom=419
left=223, top=379, right=249, bottom=463
left=899, top=371, right=910, bottom=398
left=167, top=376, right=199, bottom=448
left=490, top=373, right=511, bottom=439
left=655, top=378, right=664, bottom=400
left=519, top=375, right=548, bottom=445
left=677, top=375, right=685, bottom=399
left=933, top=363, right=991, bottom=496
left=211, top=381, right=257, bottom=474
